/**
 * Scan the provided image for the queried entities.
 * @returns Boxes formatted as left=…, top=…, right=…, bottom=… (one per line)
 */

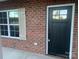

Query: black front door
left=48, top=5, right=73, bottom=56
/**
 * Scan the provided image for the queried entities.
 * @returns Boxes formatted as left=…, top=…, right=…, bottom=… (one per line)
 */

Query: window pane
left=9, top=18, right=19, bottom=24
left=1, top=31, right=8, bottom=36
left=53, top=10, right=59, bottom=15
left=60, top=10, right=67, bottom=14
left=0, top=25, right=8, bottom=36
left=9, top=11, right=19, bottom=18
left=0, top=12, right=2, bottom=17
left=15, top=32, right=19, bottom=37
left=9, top=11, right=19, bottom=24
left=10, top=25, right=19, bottom=37
left=10, top=25, right=14, bottom=30
left=0, top=25, right=8, bottom=31
left=4, top=31, right=8, bottom=35
left=3, top=12, right=7, bottom=18
left=10, top=31, right=15, bottom=36
left=0, top=12, right=7, bottom=18
left=0, top=19, right=7, bottom=24
left=60, top=15, right=67, bottom=19
left=52, top=10, right=60, bottom=20
left=53, top=15, right=60, bottom=20
left=0, top=12, right=7, bottom=24
left=10, top=25, right=19, bottom=31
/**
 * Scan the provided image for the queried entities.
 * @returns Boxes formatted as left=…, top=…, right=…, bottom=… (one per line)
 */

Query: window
left=9, top=11, right=19, bottom=37
left=0, top=8, right=26, bottom=40
left=52, top=10, right=67, bottom=20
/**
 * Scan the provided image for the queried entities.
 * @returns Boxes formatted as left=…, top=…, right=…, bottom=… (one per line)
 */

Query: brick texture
left=0, top=0, right=78, bottom=59
left=72, top=1, right=78, bottom=59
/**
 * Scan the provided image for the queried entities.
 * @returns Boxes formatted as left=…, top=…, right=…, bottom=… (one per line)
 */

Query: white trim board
left=46, top=3, right=75, bottom=59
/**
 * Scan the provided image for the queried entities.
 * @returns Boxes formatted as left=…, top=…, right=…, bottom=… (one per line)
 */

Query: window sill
left=0, top=35, right=20, bottom=40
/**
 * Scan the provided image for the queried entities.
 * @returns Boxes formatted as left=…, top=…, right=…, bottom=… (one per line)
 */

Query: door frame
left=46, top=3, right=75, bottom=59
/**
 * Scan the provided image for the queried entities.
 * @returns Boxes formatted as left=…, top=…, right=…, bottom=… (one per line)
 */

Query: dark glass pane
left=10, top=25, right=14, bottom=30
left=15, top=32, right=19, bottom=37
left=0, top=12, right=7, bottom=24
left=10, top=31, right=19, bottom=37
left=10, top=31, right=15, bottom=36
left=9, top=18, right=19, bottom=24
left=10, top=25, right=19, bottom=31
left=3, top=19, right=7, bottom=24
left=2, top=18, right=7, bottom=24
left=10, top=25, right=19, bottom=37
left=4, top=31, right=8, bottom=36
left=0, top=25, right=4, bottom=30
left=0, top=18, right=2, bottom=23
left=4, top=26, right=8, bottom=30
left=0, top=19, right=2, bottom=23
left=1, top=31, right=4, bottom=35
left=0, top=25, right=8, bottom=31
left=1, top=30, right=8, bottom=36
left=0, top=12, right=2, bottom=17
left=15, top=26, right=19, bottom=31
left=0, top=25, right=8, bottom=36
left=2, top=12, right=7, bottom=18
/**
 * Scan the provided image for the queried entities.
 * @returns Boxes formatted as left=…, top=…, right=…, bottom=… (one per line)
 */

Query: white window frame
left=0, top=8, right=26, bottom=40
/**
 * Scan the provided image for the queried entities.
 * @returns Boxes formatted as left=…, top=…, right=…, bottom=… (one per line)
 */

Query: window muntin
left=0, top=10, right=19, bottom=38
left=52, top=10, right=67, bottom=20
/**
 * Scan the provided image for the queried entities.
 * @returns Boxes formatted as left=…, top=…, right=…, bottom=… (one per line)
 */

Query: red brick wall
left=72, top=1, right=78, bottom=59
left=0, top=0, right=78, bottom=59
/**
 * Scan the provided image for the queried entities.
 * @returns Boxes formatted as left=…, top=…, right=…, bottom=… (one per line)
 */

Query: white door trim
left=46, top=3, right=75, bottom=59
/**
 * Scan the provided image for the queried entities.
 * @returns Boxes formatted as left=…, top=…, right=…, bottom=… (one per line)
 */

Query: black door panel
left=48, top=6, right=72, bottom=56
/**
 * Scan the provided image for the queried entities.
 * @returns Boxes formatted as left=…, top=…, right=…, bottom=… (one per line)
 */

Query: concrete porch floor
left=2, top=47, right=66, bottom=59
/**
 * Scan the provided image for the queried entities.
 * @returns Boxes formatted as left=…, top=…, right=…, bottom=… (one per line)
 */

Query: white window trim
left=0, top=8, right=26, bottom=40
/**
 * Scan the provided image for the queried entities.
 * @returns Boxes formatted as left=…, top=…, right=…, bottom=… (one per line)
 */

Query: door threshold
left=46, top=54, right=68, bottom=58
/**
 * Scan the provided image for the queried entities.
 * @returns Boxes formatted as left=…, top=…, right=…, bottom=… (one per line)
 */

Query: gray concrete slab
left=2, top=47, right=66, bottom=59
